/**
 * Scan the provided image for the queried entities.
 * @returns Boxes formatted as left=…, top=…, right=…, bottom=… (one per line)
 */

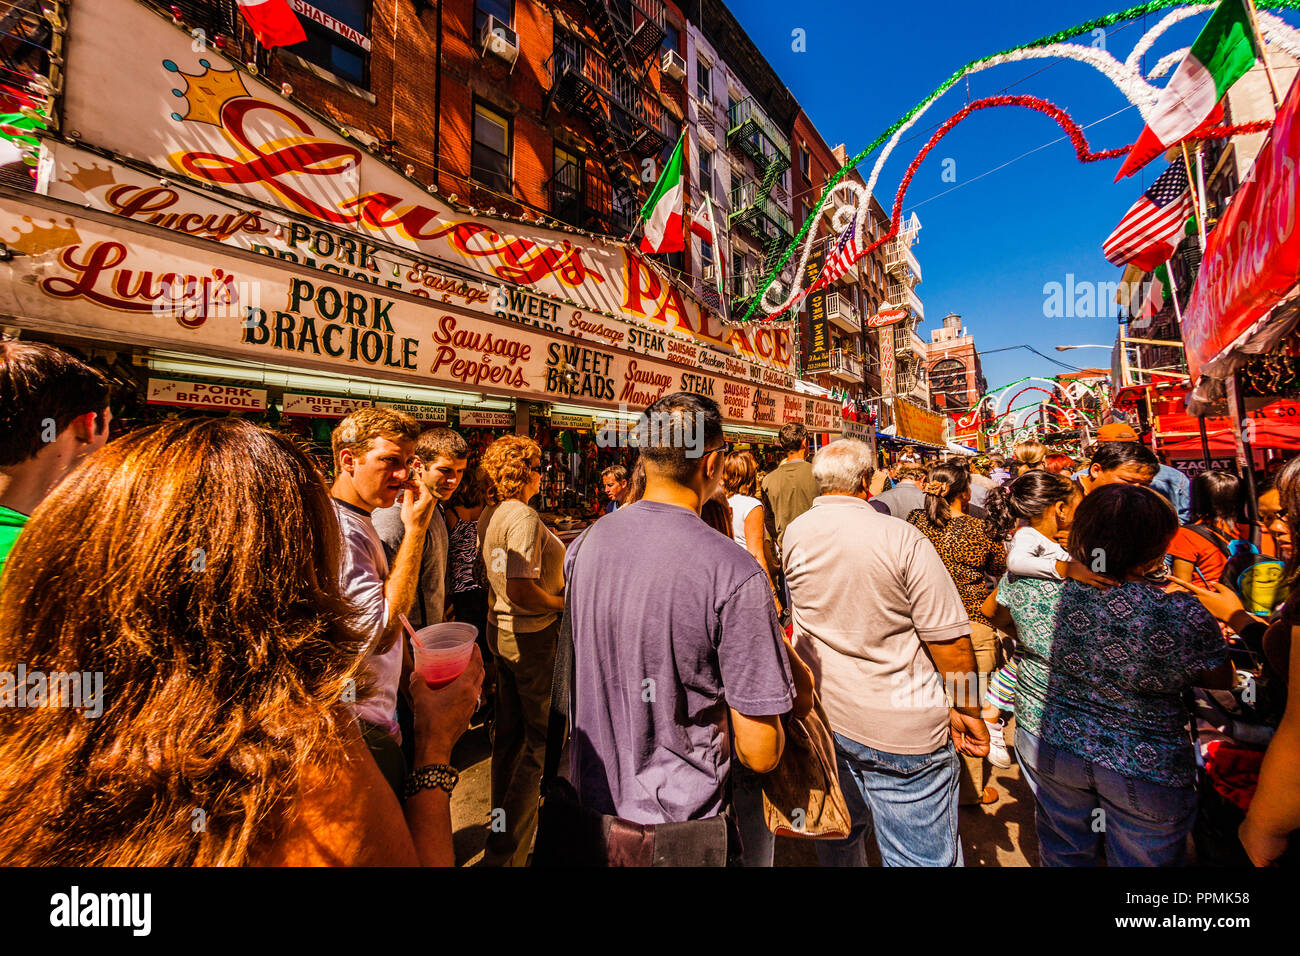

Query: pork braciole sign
left=0, top=190, right=837, bottom=428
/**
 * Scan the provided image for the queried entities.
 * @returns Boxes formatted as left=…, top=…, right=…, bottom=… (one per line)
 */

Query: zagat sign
left=53, top=0, right=796, bottom=375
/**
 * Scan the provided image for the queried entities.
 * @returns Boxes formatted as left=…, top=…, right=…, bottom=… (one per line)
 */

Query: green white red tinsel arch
left=740, top=0, right=1300, bottom=326
left=958, top=375, right=1114, bottom=447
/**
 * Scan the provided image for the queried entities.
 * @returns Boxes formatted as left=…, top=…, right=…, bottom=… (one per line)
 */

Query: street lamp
left=1055, top=345, right=1112, bottom=351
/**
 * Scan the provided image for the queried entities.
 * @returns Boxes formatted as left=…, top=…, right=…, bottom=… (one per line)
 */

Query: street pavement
left=448, top=723, right=1040, bottom=867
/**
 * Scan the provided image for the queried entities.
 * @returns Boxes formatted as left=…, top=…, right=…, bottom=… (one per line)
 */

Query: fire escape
left=546, top=0, right=666, bottom=237
left=884, top=213, right=923, bottom=395
left=726, top=96, right=791, bottom=318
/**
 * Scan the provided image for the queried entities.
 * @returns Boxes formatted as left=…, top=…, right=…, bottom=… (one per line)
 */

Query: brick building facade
left=925, top=312, right=987, bottom=414
left=164, top=0, right=674, bottom=235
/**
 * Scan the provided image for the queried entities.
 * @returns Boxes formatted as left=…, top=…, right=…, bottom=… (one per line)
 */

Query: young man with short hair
left=600, top=464, right=628, bottom=513
left=371, top=427, right=469, bottom=631
left=0, top=341, right=111, bottom=575
left=330, top=407, right=438, bottom=795
left=761, top=422, right=819, bottom=551
left=565, top=393, right=806, bottom=862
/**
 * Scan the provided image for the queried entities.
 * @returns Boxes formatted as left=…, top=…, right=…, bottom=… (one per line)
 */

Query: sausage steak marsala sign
left=50, top=0, right=797, bottom=382
left=0, top=191, right=838, bottom=428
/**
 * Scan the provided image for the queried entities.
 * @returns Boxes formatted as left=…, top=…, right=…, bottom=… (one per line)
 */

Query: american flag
left=816, top=217, right=860, bottom=288
left=1102, top=162, right=1192, bottom=272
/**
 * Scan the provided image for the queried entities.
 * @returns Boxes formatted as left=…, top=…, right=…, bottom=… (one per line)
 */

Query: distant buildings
left=925, top=312, right=988, bottom=446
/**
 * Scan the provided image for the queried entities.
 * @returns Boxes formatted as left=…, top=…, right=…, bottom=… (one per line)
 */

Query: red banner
left=1183, top=76, right=1300, bottom=381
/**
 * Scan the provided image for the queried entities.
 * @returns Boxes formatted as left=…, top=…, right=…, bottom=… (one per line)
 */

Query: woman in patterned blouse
left=907, top=460, right=1011, bottom=807
left=992, top=484, right=1234, bottom=866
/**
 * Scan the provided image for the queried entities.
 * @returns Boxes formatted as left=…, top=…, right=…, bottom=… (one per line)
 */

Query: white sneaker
left=985, top=719, right=1012, bottom=769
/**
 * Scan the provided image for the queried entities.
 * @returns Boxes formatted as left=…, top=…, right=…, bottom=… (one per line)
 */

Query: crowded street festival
left=1, top=0, right=1299, bottom=928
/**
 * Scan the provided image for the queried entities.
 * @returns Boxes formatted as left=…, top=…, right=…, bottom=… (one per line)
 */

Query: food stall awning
left=1155, top=399, right=1300, bottom=453
left=1160, top=419, right=1300, bottom=455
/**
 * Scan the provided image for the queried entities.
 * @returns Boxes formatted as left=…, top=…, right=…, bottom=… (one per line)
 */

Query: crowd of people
left=1, top=340, right=1298, bottom=867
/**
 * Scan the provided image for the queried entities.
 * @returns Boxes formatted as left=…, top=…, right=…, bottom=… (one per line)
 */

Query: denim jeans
left=815, top=733, right=963, bottom=867
left=731, top=761, right=775, bottom=867
left=1015, top=727, right=1197, bottom=867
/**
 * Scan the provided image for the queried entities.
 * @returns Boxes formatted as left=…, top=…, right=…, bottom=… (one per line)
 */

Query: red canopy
left=1156, top=399, right=1300, bottom=455
left=1159, top=417, right=1300, bottom=455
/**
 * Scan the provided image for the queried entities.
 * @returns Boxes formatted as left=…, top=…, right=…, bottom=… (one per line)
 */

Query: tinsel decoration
left=799, top=97, right=1269, bottom=306
left=738, top=0, right=1300, bottom=327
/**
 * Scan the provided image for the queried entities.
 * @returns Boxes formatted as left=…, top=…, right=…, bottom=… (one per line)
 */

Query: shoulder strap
left=542, top=526, right=591, bottom=785
left=1182, top=522, right=1232, bottom=557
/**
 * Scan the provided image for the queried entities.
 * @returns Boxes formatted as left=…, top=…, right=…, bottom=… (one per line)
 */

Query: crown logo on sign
left=6, top=215, right=81, bottom=255
left=59, top=162, right=117, bottom=195
left=163, top=58, right=250, bottom=128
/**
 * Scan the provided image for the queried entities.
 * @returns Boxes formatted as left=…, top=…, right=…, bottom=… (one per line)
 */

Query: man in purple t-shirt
left=565, top=392, right=798, bottom=855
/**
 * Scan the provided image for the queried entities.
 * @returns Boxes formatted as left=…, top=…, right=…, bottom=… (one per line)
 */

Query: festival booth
left=1177, top=68, right=1300, bottom=495
left=1183, top=70, right=1300, bottom=415
left=876, top=398, right=947, bottom=468
left=0, top=0, right=838, bottom=523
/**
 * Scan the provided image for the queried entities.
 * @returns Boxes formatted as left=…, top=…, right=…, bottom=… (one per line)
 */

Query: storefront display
left=3, top=0, right=842, bottom=532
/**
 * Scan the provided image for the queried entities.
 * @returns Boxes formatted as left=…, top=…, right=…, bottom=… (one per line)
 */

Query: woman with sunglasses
left=476, top=434, right=566, bottom=867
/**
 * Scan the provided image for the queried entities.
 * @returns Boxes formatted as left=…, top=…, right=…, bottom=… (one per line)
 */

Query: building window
left=288, top=0, right=372, bottom=88
left=800, top=144, right=811, bottom=182
left=662, top=23, right=680, bottom=54
left=697, top=58, right=711, bottom=98
left=698, top=147, right=713, bottom=198
left=929, top=358, right=969, bottom=411
left=700, top=240, right=714, bottom=278
left=475, top=0, right=513, bottom=35
left=659, top=117, right=680, bottom=178
left=471, top=102, right=511, bottom=194
left=552, top=146, right=581, bottom=226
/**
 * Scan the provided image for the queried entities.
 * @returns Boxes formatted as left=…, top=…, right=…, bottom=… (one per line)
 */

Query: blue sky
left=731, top=0, right=1300, bottom=390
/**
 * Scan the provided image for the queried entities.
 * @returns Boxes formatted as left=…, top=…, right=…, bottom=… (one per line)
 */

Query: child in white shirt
left=981, top=471, right=1114, bottom=768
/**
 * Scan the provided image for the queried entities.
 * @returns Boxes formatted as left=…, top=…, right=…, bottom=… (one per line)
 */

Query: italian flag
left=640, top=133, right=685, bottom=254
left=1116, top=0, right=1260, bottom=180
left=236, top=0, right=307, bottom=50
left=1137, top=263, right=1169, bottom=321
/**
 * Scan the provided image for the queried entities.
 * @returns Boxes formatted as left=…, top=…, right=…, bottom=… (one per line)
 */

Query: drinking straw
left=398, top=612, right=420, bottom=645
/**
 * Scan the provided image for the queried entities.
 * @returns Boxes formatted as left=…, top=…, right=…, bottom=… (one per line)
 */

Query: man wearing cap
left=1089, top=422, right=1189, bottom=521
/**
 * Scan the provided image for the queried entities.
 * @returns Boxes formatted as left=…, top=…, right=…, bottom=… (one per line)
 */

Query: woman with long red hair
left=0, top=418, right=481, bottom=866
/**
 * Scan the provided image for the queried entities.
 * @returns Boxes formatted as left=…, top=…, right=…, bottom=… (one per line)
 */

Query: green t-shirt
left=0, top=505, right=29, bottom=578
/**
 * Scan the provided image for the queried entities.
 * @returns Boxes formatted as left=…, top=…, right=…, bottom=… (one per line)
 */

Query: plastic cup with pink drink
left=410, top=622, right=479, bottom=689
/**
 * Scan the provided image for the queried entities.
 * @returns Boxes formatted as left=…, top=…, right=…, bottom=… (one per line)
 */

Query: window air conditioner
left=702, top=263, right=716, bottom=281
left=480, top=15, right=519, bottom=70
left=661, top=49, right=686, bottom=82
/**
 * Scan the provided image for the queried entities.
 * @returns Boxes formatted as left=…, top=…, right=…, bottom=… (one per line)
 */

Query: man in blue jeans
left=781, top=439, right=990, bottom=866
